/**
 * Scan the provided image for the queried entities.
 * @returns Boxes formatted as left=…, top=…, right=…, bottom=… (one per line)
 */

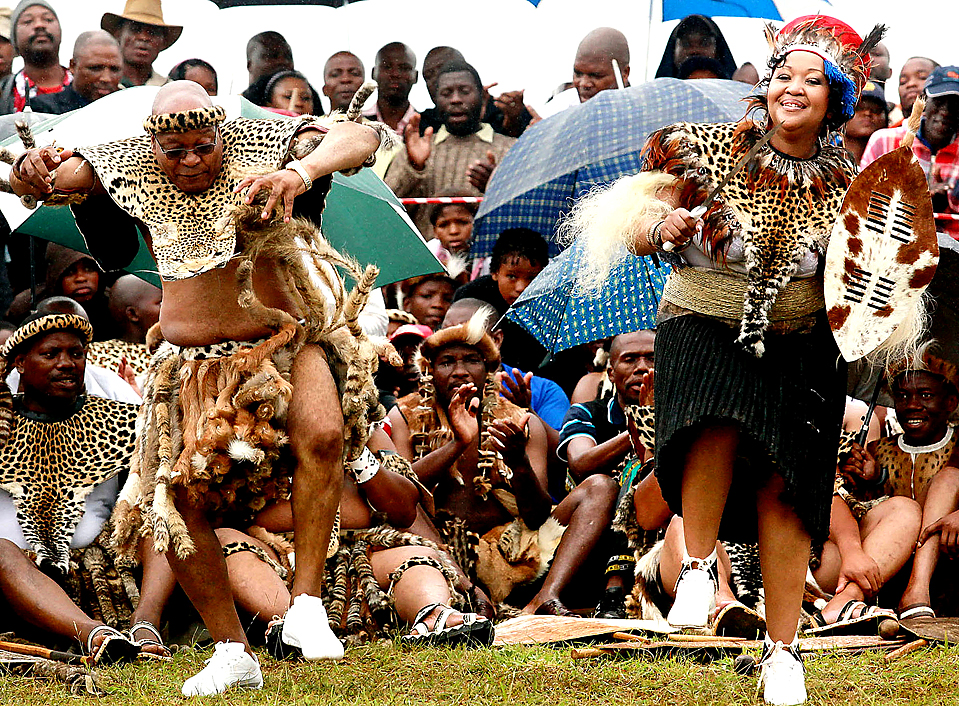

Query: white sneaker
left=181, top=642, right=263, bottom=697
left=281, top=593, right=345, bottom=660
left=759, top=637, right=806, bottom=705
left=666, top=556, right=717, bottom=628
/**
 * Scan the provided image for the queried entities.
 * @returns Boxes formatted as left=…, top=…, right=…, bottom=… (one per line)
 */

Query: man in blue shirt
left=558, top=330, right=655, bottom=482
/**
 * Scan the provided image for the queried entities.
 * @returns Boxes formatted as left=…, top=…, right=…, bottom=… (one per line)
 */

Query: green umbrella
left=0, top=88, right=440, bottom=288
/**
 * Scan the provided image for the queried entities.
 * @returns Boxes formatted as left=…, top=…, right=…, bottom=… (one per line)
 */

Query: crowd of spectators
left=0, top=0, right=958, bottom=676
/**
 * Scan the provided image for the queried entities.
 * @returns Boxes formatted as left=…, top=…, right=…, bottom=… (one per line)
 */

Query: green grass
left=2, top=642, right=959, bottom=705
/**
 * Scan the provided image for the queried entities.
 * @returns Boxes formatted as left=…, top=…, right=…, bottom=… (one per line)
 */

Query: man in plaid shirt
left=862, top=66, right=959, bottom=237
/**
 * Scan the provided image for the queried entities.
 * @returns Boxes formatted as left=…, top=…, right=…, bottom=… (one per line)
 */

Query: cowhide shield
left=825, top=147, right=938, bottom=362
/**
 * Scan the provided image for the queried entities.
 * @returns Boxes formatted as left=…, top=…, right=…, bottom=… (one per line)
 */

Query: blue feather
left=822, top=58, right=857, bottom=122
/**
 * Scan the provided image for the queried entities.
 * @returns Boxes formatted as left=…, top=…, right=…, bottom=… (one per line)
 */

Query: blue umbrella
left=474, top=78, right=751, bottom=257
left=505, top=237, right=669, bottom=353
left=662, top=0, right=781, bottom=20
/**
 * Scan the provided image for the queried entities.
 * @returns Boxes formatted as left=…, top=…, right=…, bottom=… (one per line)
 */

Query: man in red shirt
left=862, top=66, right=959, bottom=236
left=0, top=0, right=70, bottom=114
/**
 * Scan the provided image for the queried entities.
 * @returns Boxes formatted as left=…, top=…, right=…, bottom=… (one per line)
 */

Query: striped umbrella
left=474, top=78, right=751, bottom=256
left=505, top=237, right=669, bottom=353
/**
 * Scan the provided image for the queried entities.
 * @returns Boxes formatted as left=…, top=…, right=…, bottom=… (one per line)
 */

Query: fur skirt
left=653, top=311, right=846, bottom=543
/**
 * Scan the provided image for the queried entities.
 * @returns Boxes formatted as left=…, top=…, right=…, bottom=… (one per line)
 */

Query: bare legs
left=522, top=473, right=618, bottom=614
left=756, top=476, right=810, bottom=643
left=288, top=345, right=344, bottom=600
left=166, top=490, right=252, bottom=652
left=680, top=426, right=737, bottom=558
left=677, top=424, right=812, bottom=642
left=216, top=528, right=291, bottom=625
left=658, top=516, right=738, bottom=608
left=814, top=496, right=921, bottom=622
left=0, top=538, right=100, bottom=646
left=900, top=467, right=959, bottom=611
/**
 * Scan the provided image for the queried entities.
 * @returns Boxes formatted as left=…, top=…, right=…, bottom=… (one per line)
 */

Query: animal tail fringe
left=347, top=82, right=377, bottom=122
left=15, top=120, right=36, bottom=149
left=343, top=264, right=379, bottom=338
left=902, top=96, right=925, bottom=150
left=558, top=171, right=676, bottom=294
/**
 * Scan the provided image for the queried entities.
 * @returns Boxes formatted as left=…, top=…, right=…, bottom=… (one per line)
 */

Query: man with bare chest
left=389, top=313, right=618, bottom=615
left=9, top=80, right=384, bottom=695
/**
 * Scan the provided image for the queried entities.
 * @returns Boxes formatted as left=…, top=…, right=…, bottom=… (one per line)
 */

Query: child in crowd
left=427, top=199, right=487, bottom=280
left=399, top=272, right=458, bottom=330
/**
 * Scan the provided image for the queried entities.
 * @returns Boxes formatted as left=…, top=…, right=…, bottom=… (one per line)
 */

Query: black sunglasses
left=154, top=127, right=219, bottom=161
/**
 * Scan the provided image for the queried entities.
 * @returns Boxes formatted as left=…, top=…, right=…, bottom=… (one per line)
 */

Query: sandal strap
left=836, top=600, right=867, bottom=623
left=431, top=606, right=457, bottom=633
left=411, top=603, right=445, bottom=629
left=129, top=621, right=163, bottom=645
left=86, top=624, right=123, bottom=654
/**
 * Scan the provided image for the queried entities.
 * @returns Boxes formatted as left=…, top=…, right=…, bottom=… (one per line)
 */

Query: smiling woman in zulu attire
left=566, top=16, right=885, bottom=706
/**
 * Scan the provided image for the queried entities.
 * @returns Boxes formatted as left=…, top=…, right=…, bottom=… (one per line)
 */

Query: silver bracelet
left=285, top=158, right=313, bottom=191
left=350, top=447, right=380, bottom=484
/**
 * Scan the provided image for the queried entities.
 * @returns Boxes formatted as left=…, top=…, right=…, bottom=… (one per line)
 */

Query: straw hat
left=101, top=0, right=182, bottom=52
left=0, top=7, right=11, bottom=42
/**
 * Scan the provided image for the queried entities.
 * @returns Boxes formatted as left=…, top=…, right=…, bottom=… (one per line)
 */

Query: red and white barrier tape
left=399, top=197, right=484, bottom=205
left=935, top=212, right=959, bottom=222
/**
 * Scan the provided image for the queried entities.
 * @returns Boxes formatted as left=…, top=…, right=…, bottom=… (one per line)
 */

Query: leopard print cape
left=0, top=396, right=138, bottom=572
left=643, top=120, right=856, bottom=356
left=85, top=339, right=151, bottom=378
left=65, top=114, right=345, bottom=281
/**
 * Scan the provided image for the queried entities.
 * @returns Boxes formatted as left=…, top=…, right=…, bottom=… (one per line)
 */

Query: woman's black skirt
left=653, top=311, right=845, bottom=544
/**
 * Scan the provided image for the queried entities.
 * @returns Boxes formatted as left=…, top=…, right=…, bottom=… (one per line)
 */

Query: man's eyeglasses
left=154, top=128, right=219, bottom=161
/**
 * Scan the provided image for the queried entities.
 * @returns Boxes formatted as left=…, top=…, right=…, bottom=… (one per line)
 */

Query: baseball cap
left=925, top=66, right=959, bottom=99
left=389, top=324, right=433, bottom=342
left=858, top=81, right=888, bottom=112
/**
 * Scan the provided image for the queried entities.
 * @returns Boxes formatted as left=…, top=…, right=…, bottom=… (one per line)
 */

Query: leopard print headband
left=2, top=314, right=94, bottom=359
left=142, top=105, right=227, bottom=135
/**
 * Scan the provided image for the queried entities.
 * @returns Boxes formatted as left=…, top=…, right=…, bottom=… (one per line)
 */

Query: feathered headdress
left=420, top=309, right=500, bottom=372
left=889, top=341, right=959, bottom=395
left=757, top=15, right=885, bottom=125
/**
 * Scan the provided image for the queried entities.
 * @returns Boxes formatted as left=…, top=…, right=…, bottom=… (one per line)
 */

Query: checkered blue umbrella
left=474, top=78, right=751, bottom=256
left=505, top=237, right=669, bottom=353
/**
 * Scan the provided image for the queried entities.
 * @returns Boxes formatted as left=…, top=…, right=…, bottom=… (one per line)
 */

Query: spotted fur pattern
left=1, top=314, right=93, bottom=357
left=86, top=339, right=151, bottom=378
left=0, top=398, right=138, bottom=572
left=142, top=106, right=227, bottom=134
left=623, top=404, right=655, bottom=453
left=72, top=115, right=342, bottom=280
left=642, top=121, right=856, bottom=356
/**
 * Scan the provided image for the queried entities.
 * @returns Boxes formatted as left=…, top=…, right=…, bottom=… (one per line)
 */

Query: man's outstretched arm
left=236, top=121, right=380, bottom=223
left=9, top=147, right=98, bottom=199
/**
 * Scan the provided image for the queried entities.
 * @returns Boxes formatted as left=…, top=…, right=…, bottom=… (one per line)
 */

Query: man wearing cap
left=30, top=30, right=122, bottom=114
left=8, top=81, right=386, bottom=694
left=0, top=0, right=69, bottom=114
left=0, top=312, right=173, bottom=665
left=101, top=0, right=181, bottom=88
left=862, top=66, right=959, bottom=236
left=843, top=81, right=889, bottom=164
